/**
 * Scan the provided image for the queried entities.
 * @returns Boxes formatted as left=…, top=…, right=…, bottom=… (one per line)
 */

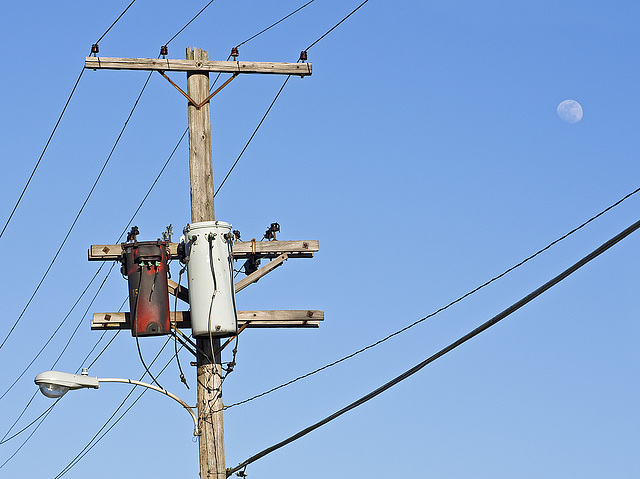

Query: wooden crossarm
left=88, top=240, right=318, bottom=261
left=85, top=57, right=312, bottom=77
left=91, top=310, right=323, bottom=330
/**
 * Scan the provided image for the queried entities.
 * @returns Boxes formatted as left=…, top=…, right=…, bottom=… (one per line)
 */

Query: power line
left=227, top=216, right=640, bottom=475
left=165, top=0, right=217, bottom=46
left=95, top=0, right=138, bottom=44
left=54, top=338, right=177, bottom=478
left=0, top=0, right=139, bottom=240
left=0, top=72, right=154, bottom=352
left=216, top=1, right=374, bottom=195
left=305, top=0, right=369, bottom=52
left=215, top=75, right=292, bottom=196
left=0, top=266, right=105, bottom=401
left=224, top=185, right=640, bottom=409
left=235, top=0, right=317, bottom=48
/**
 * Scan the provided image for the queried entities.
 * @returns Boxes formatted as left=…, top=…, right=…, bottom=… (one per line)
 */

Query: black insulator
left=299, top=50, right=308, bottom=62
left=231, top=47, right=239, bottom=58
left=160, top=45, right=168, bottom=57
left=91, top=44, right=99, bottom=55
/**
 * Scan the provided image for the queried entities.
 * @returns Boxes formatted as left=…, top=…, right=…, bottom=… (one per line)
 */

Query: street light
left=35, top=369, right=200, bottom=436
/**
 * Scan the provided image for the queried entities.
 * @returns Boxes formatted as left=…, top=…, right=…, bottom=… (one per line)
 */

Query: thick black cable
left=235, top=0, right=317, bottom=48
left=224, top=186, right=640, bottom=409
left=305, top=0, right=369, bottom=51
left=214, top=75, right=291, bottom=196
left=0, top=72, right=153, bottom=351
left=227, top=217, right=640, bottom=475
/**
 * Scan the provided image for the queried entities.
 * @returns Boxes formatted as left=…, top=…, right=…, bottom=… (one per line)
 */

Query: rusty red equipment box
left=121, top=240, right=171, bottom=336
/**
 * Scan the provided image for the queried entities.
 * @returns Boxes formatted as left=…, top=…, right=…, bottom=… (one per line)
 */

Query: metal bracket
left=157, top=70, right=239, bottom=109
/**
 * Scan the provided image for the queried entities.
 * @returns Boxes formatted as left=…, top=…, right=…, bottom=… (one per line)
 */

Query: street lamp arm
left=99, top=377, right=200, bottom=436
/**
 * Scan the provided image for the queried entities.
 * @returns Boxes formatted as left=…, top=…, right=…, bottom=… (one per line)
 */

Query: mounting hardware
left=127, top=226, right=140, bottom=243
left=264, top=222, right=280, bottom=241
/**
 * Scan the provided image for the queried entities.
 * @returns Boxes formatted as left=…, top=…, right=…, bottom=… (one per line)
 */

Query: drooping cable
left=224, top=186, right=640, bottom=409
left=227, top=217, right=640, bottom=475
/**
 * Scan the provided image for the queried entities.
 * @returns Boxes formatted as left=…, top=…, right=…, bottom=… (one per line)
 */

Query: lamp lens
left=39, top=383, right=69, bottom=398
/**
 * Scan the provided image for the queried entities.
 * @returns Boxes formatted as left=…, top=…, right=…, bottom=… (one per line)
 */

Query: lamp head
left=35, top=370, right=100, bottom=398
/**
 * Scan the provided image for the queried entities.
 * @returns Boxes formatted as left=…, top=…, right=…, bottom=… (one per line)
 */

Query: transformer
left=121, top=239, right=171, bottom=336
left=182, top=221, right=238, bottom=337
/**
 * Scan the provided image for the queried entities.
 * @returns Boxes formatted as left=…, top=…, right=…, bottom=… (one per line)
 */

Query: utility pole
left=186, top=46, right=225, bottom=479
left=85, top=48, right=317, bottom=478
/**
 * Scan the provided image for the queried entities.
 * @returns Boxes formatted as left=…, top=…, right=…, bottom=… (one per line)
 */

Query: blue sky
left=1, top=1, right=639, bottom=477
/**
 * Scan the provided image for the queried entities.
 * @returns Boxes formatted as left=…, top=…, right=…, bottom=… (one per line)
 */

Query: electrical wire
left=0, top=301, right=125, bottom=461
left=95, top=0, right=138, bottom=44
left=54, top=338, right=178, bottom=478
left=235, top=0, right=317, bottom=48
left=0, top=401, right=58, bottom=470
left=215, top=0, right=373, bottom=196
left=0, top=402, right=56, bottom=446
left=224, top=186, right=640, bottom=409
left=227, top=217, right=640, bottom=475
left=1, top=0, right=219, bottom=349
left=214, top=75, right=292, bottom=196
left=0, top=0, right=138, bottom=239
left=0, top=67, right=84, bottom=240
left=305, top=0, right=369, bottom=52
left=0, top=266, right=105, bottom=401
left=52, top=263, right=119, bottom=370
left=164, top=0, right=217, bottom=46
left=0, top=72, right=154, bottom=352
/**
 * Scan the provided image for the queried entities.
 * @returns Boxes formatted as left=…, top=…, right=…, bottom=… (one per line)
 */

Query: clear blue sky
left=1, top=1, right=639, bottom=477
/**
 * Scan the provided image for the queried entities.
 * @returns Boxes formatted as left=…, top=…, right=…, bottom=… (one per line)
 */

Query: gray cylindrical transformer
left=184, top=221, right=238, bottom=337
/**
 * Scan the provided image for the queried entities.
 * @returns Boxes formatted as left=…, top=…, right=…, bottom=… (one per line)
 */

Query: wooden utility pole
left=85, top=47, right=315, bottom=478
left=185, top=47, right=225, bottom=479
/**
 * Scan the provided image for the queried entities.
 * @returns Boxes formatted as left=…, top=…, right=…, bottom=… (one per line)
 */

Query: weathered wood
left=85, top=57, right=312, bottom=77
left=168, top=279, right=190, bottom=303
left=184, top=47, right=226, bottom=479
left=88, top=240, right=318, bottom=261
left=91, top=310, right=323, bottom=330
left=188, top=48, right=214, bottom=224
left=231, top=240, right=319, bottom=259
left=234, top=254, right=288, bottom=292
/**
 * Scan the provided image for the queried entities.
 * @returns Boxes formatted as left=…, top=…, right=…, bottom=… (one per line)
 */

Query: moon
left=557, top=99, right=583, bottom=123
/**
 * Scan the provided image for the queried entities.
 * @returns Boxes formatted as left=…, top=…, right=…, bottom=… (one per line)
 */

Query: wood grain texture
left=85, top=57, right=312, bottom=76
